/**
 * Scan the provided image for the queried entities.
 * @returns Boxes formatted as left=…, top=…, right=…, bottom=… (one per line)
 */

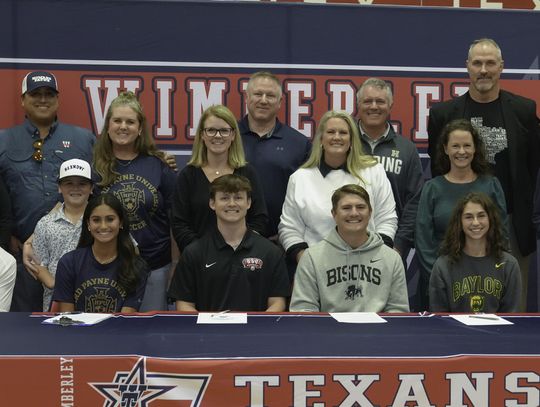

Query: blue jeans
left=139, top=263, right=171, bottom=312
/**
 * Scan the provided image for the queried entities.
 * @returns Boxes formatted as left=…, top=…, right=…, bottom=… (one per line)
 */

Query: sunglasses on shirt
left=32, top=139, right=43, bottom=162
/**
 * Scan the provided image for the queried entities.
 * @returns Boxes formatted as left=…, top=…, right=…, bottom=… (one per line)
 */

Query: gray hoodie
left=290, top=229, right=409, bottom=312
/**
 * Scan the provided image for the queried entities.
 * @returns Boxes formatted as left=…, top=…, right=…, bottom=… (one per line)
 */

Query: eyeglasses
left=32, top=139, right=43, bottom=162
left=203, top=127, right=233, bottom=138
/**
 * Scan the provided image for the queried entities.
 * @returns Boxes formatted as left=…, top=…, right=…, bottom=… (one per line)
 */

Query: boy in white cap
left=31, top=159, right=93, bottom=310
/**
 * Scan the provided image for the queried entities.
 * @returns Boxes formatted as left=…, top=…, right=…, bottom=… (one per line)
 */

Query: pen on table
left=469, top=315, right=499, bottom=320
left=211, top=310, right=230, bottom=318
left=55, top=311, right=82, bottom=316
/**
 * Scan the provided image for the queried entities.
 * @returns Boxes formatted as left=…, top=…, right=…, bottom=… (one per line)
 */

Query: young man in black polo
left=169, top=174, right=289, bottom=312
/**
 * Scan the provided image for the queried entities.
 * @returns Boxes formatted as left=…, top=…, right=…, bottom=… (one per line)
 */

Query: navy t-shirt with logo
left=53, top=246, right=147, bottom=312
left=99, top=154, right=177, bottom=270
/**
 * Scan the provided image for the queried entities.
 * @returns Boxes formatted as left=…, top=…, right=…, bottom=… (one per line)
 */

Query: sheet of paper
left=197, top=312, right=247, bottom=324
left=42, top=313, right=113, bottom=326
left=330, top=312, right=387, bottom=324
left=450, top=314, right=513, bottom=326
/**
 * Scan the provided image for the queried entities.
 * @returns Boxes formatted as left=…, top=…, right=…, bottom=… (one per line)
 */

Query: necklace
left=445, top=172, right=477, bottom=184
left=116, top=153, right=138, bottom=167
left=206, top=167, right=229, bottom=176
left=117, top=158, right=133, bottom=167
left=92, top=248, right=118, bottom=265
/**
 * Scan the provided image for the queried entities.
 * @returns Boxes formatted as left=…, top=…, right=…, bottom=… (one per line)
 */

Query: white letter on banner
left=451, top=84, right=469, bottom=97
left=186, top=79, right=228, bottom=138
left=83, top=78, right=141, bottom=134
left=154, top=78, right=175, bottom=138
left=333, top=374, right=379, bottom=407
left=234, top=375, right=279, bottom=407
left=505, top=372, right=540, bottom=407
left=390, top=374, right=434, bottom=407
left=285, top=81, right=314, bottom=138
left=480, top=0, right=503, bottom=9
left=446, top=372, right=493, bottom=407
left=289, top=375, right=325, bottom=407
left=413, top=83, right=441, bottom=141
left=327, top=82, right=355, bottom=114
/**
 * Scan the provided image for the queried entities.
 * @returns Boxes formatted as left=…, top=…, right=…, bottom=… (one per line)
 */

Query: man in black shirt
left=168, top=174, right=289, bottom=312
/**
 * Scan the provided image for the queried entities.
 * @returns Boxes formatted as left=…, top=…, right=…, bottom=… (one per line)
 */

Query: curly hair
left=439, top=192, right=508, bottom=264
left=434, top=119, right=491, bottom=176
left=93, top=91, right=165, bottom=187
left=302, top=110, right=377, bottom=182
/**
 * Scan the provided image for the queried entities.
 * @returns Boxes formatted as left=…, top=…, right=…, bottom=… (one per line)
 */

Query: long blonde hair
left=188, top=105, right=246, bottom=168
left=302, top=110, right=376, bottom=181
left=93, top=92, right=165, bottom=186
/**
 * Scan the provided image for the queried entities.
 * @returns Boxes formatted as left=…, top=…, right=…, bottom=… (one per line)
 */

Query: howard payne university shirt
left=53, top=246, right=148, bottom=312
left=168, top=228, right=290, bottom=311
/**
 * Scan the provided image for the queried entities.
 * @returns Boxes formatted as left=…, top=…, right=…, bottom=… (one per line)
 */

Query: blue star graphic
left=91, top=358, right=175, bottom=406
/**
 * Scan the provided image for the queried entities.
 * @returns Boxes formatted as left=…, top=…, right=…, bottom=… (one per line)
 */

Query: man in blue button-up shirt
left=0, top=71, right=95, bottom=311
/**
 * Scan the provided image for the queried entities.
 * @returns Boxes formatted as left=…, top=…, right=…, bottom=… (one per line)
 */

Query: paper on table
left=330, top=312, right=387, bottom=324
left=42, top=313, right=113, bottom=326
left=450, top=314, right=513, bottom=326
left=197, top=312, right=247, bottom=324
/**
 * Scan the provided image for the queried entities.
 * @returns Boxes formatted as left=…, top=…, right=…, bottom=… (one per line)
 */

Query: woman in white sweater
left=278, top=110, right=397, bottom=264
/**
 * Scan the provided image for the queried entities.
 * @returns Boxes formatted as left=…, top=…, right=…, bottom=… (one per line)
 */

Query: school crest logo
left=86, top=287, right=117, bottom=313
left=116, top=182, right=145, bottom=217
left=242, top=257, right=263, bottom=271
left=90, top=358, right=211, bottom=406
left=470, top=295, right=485, bottom=313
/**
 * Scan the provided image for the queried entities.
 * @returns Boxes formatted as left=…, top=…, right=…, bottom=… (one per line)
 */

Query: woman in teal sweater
left=415, top=119, right=508, bottom=311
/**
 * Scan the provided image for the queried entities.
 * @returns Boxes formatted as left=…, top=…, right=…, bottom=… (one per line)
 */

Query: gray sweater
left=429, top=251, right=521, bottom=313
left=290, top=229, right=409, bottom=312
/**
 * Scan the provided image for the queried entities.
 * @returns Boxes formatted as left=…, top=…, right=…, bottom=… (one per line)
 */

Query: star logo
left=89, top=358, right=211, bottom=406
left=91, top=359, right=174, bottom=406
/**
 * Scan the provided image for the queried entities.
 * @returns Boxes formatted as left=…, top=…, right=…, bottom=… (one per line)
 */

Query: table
left=1, top=313, right=539, bottom=406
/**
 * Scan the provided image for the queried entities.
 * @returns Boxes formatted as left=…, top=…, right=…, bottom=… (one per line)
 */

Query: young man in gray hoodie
left=290, top=184, right=409, bottom=312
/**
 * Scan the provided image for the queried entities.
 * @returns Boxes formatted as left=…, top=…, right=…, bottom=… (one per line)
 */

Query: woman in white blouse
left=278, top=110, right=397, bottom=264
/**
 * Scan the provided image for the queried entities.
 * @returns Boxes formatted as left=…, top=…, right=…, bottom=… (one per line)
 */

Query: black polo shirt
left=168, top=228, right=290, bottom=311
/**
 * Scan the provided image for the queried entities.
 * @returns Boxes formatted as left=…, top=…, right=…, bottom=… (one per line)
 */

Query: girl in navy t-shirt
left=53, top=193, right=147, bottom=313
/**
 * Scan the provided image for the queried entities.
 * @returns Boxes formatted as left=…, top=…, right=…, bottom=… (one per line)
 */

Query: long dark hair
left=435, top=119, right=491, bottom=176
left=440, top=192, right=507, bottom=264
left=78, top=193, right=140, bottom=294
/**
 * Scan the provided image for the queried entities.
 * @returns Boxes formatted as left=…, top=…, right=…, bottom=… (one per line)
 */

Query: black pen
left=469, top=315, right=499, bottom=321
left=211, top=310, right=230, bottom=318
